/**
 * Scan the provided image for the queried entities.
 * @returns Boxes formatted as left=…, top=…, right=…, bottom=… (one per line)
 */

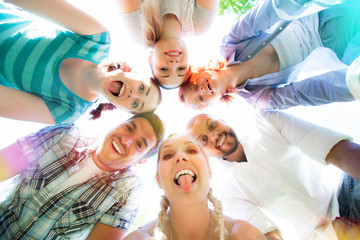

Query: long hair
left=153, top=189, right=229, bottom=240
left=141, top=0, right=161, bottom=47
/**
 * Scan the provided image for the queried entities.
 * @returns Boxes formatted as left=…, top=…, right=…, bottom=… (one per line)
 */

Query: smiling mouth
left=109, top=81, right=124, bottom=97
left=165, top=51, right=181, bottom=57
left=206, top=80, right=213, bottom=93
left=112, top=139, right=123, bottom=155
left=216, top=133, right=226, bottom=148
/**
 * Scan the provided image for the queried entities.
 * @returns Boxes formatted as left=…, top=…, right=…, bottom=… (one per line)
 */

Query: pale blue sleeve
left=241, top=68, right=355, bottom=110
left=273, top=0, right=345, bottom=20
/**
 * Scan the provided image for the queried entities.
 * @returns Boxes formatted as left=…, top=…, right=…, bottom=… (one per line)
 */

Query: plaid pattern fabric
left=0, top=125, right=141, bottom=240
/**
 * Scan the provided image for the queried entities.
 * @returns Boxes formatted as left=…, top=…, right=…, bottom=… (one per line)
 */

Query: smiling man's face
left=94, top=117, right=157, bottom=171
left=186, top=114, right=238, bottom=158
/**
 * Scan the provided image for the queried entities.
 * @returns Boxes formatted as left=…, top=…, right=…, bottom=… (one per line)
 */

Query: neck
left=160, top=14, right=182, bottom=39
left=169, top=201, right=212, bottom=240
left=221, top=63, right=255, bottom=90
left=60, top=58, right=102, bottom=102
left=223, top=141, right=247, bottom=163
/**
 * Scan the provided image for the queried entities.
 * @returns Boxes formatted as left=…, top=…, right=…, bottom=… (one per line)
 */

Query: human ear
left=134, top=158, right=147, bottom=166
left=148, top=50, right=154, bottom=64
left=156, top=173, right=163, bottom=188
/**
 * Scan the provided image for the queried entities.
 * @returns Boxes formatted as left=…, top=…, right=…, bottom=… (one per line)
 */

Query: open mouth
left=174, top=169, right=197, bottom=192
left=112, top=139, right=123, bottom=155
left=109, top=81, right=125, bottom=97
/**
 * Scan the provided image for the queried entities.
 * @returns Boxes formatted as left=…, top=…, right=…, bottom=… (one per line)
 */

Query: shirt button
left=32, top=216, right=39, bottom=221
left=262, top=42, right=266, bottom=45
left=279, top=27, right=283, bottom=30
left=248, top=55, right=251, bottom=58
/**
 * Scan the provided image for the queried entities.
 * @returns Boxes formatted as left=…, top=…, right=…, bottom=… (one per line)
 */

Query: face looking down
left=101, top=70, right=161, bottom=113
left=157, top=135, right=211, bottom=202
left=150, top=37, right=189, bottom=89
left=180, top=71, right=221, bottom=109
left=95, top=117, right=157, bottom=171
left=186, top=114, right=239, bottom=159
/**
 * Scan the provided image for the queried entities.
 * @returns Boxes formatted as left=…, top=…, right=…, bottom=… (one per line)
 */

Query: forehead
left=142, top=82, right=161, bottom=112
left=161, top=135, right=196, bottom=150
left=187, top=115, right=211, bottom=135
left=118, top=117, right=156, bottom=141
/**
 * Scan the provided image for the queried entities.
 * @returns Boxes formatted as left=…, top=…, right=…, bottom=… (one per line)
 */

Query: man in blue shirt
left=0, top=112, right=164, bottom=240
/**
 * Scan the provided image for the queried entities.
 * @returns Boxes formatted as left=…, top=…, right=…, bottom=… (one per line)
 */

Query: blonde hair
left=141, top=0, right=161, bottom=47
left=152, top=189, right=229, bottom=240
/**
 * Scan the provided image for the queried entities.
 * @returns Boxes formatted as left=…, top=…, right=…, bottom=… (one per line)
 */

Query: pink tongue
left=178, top=174, right=193, bottom=192
left=109, top=81, right=122, bottom=96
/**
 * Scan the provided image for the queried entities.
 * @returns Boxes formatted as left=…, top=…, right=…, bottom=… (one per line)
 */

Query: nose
left=209, top=131, right=219, bottom=144
left=127, top=89, right=138, bottom=99
left=122, top=135, right=134, bottom=148
left=168, top=60, right=179, bottom=65
left=199, top=86, right=205, bottom=94
left=175, top=153, right=188, bottom=164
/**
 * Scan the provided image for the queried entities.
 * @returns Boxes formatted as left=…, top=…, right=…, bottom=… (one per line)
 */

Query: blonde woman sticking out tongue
left=124, top=134, right=266, bottom=240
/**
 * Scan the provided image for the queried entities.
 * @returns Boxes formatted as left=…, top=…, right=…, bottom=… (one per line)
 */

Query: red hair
left=179, top=58, right=229, bottom=103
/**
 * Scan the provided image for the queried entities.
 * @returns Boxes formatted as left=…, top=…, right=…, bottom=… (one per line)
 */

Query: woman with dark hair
left=0, top=0, right=161, bottom=125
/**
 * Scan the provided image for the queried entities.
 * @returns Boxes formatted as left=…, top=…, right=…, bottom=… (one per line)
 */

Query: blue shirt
left=0, top=2, right=111, bottom=124
left=220, top=0, right=357, bottom=110
left=0, top=124, right=141, bottom=240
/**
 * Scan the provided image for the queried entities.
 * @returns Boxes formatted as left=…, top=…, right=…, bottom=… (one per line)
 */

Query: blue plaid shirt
left=0, top=124, right=142, bottom=240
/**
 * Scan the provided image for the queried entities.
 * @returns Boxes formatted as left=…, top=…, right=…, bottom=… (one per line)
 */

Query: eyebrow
left=138, top=102, right=145, bottom=111
left=196, top=118, right=210, bottom=140
left=142, top=137, right=148, bottom=148
left=162, top=141, right=194, bottom=149
left=146, top=86, right=150, bottom=96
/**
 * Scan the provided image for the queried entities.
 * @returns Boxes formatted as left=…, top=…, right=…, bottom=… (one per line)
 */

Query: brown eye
left=200, top=136, right=208, bottom=145
left=163, top=154, right=173, bottom=160
left=187, top=149, right=197, bottom=154
left=209, top=122, right=216, bottom=130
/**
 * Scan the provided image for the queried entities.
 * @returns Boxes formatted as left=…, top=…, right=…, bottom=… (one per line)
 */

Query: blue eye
left=133, top=100, right=138, bottom=108
left=139, top=84, right=144, bottom=93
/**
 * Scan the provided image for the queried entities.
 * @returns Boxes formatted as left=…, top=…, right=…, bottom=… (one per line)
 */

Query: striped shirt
left=0, top=124, right=142, bottom=240
left=0, top=2, right=111, bottom=124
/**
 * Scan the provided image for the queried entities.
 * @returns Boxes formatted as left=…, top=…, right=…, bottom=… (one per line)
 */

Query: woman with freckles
left=124, top=134, right=266, bottom=240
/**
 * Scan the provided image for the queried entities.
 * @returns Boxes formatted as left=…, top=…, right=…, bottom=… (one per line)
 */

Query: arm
left=116, top=0, right=142, bottom=13
left=196, top=0, right=220, bottom=12
left=5, top=0, right=106, bottom=35
left=264, top=229, right=283, bottom=240
left=260, top=110, right=355, bottom=175
left=0, top=85, right=55, bottom=124
left=123, top=220, right=157, bottom=240
left=230, top=219, right=267, bottom=240
left=326, top=140, right=360, bottom=182
left=244, top=48, right=353, bottom=110
left=0, top=141, right=28, bottom=181
left=273, top=0, right=345, bottom=20
left=87, top=222, right=127, bottom=240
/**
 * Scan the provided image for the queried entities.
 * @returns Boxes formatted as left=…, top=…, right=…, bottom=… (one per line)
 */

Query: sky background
left=1, top=0, right=360, bottom=239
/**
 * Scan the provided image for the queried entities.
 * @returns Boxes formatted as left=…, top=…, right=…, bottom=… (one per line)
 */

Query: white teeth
left=167, top=52, right=180, bottom=56
left=218, top=134, right=226, bottom=147
left=175, top=169, right=195, bottom=181
left=112, top=140, right=122, bottom=154
left=119, top=84, right=124, bottom=97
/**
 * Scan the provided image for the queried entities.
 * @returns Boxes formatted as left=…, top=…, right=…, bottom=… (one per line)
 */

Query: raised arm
left=0, top=141, right=28, bottom=181
left=5, top=0, right=106, bottom=35
left=0, top=85, right=56, bottom=124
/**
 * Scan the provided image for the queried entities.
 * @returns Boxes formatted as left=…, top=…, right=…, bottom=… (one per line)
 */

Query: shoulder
left=125, top=219, right=157, bottom=239
left=228, top=218, right=266, bottom=240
